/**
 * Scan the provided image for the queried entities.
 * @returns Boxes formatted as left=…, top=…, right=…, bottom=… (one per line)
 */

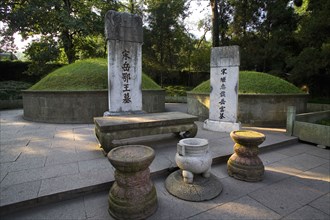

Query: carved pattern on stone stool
left=107, top=145, right=157, bottom=220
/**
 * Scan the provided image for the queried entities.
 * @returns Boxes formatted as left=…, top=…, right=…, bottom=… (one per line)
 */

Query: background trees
left=0, top=0, right=118, bottom=63
left=1, top=0, right=329, bottom=98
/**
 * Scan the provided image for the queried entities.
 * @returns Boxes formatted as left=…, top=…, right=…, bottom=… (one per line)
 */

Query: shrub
left=0, top=81, right=32, bottom=100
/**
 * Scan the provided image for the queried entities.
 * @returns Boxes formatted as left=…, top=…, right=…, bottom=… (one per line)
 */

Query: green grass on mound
left=29, top=58, right=161, bottom=91
left=192, top=71, right=304, bottom=94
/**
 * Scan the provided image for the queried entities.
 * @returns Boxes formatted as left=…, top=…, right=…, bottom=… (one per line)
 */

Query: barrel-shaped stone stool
left=107, top=145, right=158, bottom=220
left=227, top=130, right=266, bottom=182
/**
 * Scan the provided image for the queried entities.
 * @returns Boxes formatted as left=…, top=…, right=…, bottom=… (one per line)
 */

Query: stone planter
left=107, top=145, right=158, bottom=220
left=227, top=130, right=266, bottom=182
left=187, top=92, right=309, bottom=127
left=22, top=90, right=165, bottom=123
left=175, top=138, right=212, bottom=184
left=289, top=109, right=330, bottom=147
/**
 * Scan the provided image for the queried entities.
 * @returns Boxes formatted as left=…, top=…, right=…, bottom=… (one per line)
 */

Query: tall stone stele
left=204, top=46, right=241, bottom=133
left=104, top=10, right=144, bottom=116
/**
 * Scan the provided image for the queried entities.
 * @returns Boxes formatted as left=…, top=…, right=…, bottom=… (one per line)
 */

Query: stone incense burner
left=175, top=138, right=212, bottom=184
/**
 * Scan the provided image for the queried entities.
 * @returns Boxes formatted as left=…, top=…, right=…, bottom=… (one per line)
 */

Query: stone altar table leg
left=227, top=130, right=266, bottom=182
left=107, top=145, right=158, bottom=220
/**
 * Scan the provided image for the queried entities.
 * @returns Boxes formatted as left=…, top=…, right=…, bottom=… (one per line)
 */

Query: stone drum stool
left=107, top=145, right=157, bottom=220
left=165, top=138, right=222, bottom=201
left=227, top=130, right=266, bottom=182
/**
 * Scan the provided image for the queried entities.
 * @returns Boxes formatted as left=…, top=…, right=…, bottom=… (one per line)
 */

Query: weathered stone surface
left=165, top=170, right=222, bottom=201
left=107, top=145, right=158, bottom=220
left=105, top=10, right=143, bottom=115
left=227, top=130, right=266, bottom=182
left=105, top=10, right=143, bottom=43
left=204, top=46, right=241, bottom=132
left=293, top=111, right=330, bottom=147
left=94, top=112, right=198, bottom=152
left=175, top=138, right=212, bottom=184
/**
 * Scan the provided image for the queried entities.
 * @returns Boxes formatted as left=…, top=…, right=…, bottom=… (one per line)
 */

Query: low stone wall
left=187, top=92, right=309, bottom=127
left=293, top=110, right=330, bottom=147
left=23, top=90, right=165, bottom=123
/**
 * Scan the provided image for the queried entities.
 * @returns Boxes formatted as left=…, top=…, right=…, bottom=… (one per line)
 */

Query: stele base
left=203, top=119, right=241, bottom=133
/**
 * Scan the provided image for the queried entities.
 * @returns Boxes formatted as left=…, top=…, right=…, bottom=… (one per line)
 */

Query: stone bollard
left=107, top=145, right=157, bottom=220
left=165, top=138, right=222, bottom=201
left=227, top=130, right=266, bottom=182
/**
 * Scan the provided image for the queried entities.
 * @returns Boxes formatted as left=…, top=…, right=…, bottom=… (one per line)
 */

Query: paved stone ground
left=2, top=142, right=329, bottom=220
left=1, top=105, right=329, bottom=219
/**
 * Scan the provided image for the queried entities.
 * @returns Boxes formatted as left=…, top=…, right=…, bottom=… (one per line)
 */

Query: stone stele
left=104, top=10, right=143, bottom=115
left=204, top=46, right=241, bottom=133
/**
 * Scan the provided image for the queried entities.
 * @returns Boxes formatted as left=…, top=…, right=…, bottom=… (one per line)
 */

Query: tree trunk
left=61, top=30, right=76, bottom=63
left=211, top=0, right=220, bottom=47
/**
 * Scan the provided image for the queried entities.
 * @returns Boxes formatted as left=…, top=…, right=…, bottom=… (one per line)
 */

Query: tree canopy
left=1, top=0, right=329, bottom=97
left=0, top=0, right=118, bottom=63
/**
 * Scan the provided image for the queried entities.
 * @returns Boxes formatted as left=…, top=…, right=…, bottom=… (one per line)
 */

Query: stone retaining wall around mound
left=23, top=90, right=165, bottom=123
left=187, top=92, right=309, bottom=127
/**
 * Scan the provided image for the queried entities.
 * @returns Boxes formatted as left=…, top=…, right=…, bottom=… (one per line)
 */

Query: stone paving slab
left=0, top=108, right=298, bottom=215
left=2, top=142, right=329, bottom=220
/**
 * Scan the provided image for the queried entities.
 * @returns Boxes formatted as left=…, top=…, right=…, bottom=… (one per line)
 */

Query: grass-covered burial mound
left=24, top=59, right=164, bottom=123
left=192, top=71, right=304, bottom=94
left=188, top=71, right=308, bottom=127
left=29, top=58, right=161, bottom=91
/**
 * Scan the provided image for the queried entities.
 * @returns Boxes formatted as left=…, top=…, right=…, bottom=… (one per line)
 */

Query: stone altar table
left=94, top=112, right=198, bottom=153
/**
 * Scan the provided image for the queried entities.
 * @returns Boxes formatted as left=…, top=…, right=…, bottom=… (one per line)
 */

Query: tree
left=0, top=0, right=118, bottom=63
left=144, top=0, right=190, bottom=69
left=210, top=0, right=231, bottom=47
left=289, top=0, right=330, bottom=97
left=0, top=22, right=18, bottom=54
left=24, top=37, right=60, bottom=76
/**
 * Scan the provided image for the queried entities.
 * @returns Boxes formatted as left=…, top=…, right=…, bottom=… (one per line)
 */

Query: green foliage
left=192, top=71, right=304, bottom=94
left=190, top=41, right=211, bottom=72
left=0, top=0, right=118, bottom=63
left=289, top=0, right=330, bottom=97
left=164, top=85, right=191, bottom=97
left=315, top=119, right=330, bottom=126
left=24, top=37, right=61, bottom=76
left=0, top=81, right=32, bottom=100
left=29, top=58, right=161, bottom=91
left=0, top=60, right=55, bottom=82
left=308, top=97, right=330, bottom=104
left=75, top=34, right=106, bottom=59
left=144, top=0, right=191, bottom=70
left=24, top=37, right=60, bottom=63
